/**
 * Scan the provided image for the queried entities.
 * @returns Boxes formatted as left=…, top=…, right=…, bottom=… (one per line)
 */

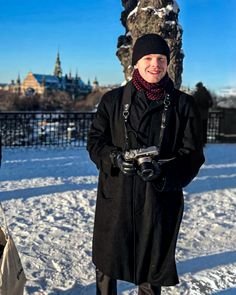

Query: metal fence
left=0, top=112, right=96, bottom=147
left=0, top=110, right=224, bottom=147
left=207, top=111, right=223, bottom=143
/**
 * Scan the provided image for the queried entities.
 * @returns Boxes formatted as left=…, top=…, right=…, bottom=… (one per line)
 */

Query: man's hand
left=110, top=151, right=136, bottom=176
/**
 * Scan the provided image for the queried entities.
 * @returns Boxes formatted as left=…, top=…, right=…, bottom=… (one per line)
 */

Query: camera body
left=123, top=146, right=159, bottom=179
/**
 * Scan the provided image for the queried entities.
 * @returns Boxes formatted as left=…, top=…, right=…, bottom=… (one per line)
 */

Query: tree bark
left=116, top=0, right=184, bottom=89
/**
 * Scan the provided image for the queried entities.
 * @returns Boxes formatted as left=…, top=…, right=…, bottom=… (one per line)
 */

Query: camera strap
left=158, top=93, right=171, bottom=151
left=122, top=81, right=171, bottom=152
left=122, top=82, right=132, bottom=150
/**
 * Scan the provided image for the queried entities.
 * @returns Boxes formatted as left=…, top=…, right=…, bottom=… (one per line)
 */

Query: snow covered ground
left=0, top=144, right=235, bottom=295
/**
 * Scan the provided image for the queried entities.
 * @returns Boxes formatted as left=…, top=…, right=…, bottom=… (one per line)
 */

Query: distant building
left=216, top=87, right=236, bottom=98
left=92, top=77, right=99, bottom=90
left=2, top=52, right=93, bottom=98
left=0, top=83, right=9, bottom=91
left=21, top=73, right=59, bottom=95
left=180, top=85, right=192, bottom=94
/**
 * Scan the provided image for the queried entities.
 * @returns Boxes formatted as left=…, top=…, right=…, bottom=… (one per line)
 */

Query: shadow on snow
left=177, top=250, right=236, bottom=275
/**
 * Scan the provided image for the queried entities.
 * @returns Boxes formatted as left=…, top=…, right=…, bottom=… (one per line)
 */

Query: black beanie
left=132, top=33, right=170, bottom=66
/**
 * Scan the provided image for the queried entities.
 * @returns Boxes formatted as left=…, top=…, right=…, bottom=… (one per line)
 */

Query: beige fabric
left=0, top=227, right=26, bottom=295
left=0, top=229, right=6, bottom=247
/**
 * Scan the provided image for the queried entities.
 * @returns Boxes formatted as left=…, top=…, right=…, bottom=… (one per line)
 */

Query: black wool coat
left=87, top=81, right=205, bottom=286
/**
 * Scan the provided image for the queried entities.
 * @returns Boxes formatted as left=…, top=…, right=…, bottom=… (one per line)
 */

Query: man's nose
left=150, top=58, right=159, bottom=67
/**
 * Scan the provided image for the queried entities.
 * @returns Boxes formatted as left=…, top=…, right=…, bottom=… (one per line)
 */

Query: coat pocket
left=98, top=172, right=120, bottom=199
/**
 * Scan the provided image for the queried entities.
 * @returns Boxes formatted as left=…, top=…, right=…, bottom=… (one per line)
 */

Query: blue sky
left=0, top=0, right=235, bottom=90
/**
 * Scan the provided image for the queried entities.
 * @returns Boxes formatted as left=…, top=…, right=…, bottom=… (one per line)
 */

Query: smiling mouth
left=148, top=71, right=160, bottom=75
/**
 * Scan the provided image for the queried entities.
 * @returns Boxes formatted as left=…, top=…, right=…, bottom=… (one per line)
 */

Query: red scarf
left=132, top=69, right=169, bottom=100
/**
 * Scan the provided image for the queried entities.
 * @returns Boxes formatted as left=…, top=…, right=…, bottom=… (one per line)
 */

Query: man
left=193, top=82, right=213, bottom=145
left=87, top=34, right=204, bottom=295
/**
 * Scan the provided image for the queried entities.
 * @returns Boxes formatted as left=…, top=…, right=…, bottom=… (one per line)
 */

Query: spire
left=75, top=69, right=79, bottom=80
left=75, top=71, right=79, bottom=81
left=54, top=51, right=62, bottom=78
left=93, top=76, right=99, bottom=90
left=16, top=73, right=21, bottom=85
left=68, top=69, right=72, bottom=80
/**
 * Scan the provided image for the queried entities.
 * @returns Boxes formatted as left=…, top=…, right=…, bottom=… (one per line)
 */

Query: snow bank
left=0, top=144, right=235, bottom=294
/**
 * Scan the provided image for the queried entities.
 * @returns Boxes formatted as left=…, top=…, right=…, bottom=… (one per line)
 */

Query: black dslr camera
left=123, top=146, right=159, bottom=179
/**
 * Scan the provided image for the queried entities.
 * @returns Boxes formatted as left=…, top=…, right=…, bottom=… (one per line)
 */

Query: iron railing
left=0, top=110, right=224, bottom=147
left=0, top=112, right=96, bottom=147
left=207, top=111, right=223, bottom=143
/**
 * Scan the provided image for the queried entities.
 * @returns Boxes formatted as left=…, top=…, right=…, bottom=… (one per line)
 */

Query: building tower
left=15, top=74, right=21, bottom=95
left=54, top=52, right=62, bottom=78
left=93, top=77, right=99, bottom=90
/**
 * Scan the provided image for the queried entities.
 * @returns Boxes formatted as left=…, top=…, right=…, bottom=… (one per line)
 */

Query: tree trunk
left=116, top=0, right=184, bottom=89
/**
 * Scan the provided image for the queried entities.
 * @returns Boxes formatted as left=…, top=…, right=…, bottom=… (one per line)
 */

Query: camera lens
left=140, top=163, right=154, bottom=178
left=137, top=157, right=154, bottom=179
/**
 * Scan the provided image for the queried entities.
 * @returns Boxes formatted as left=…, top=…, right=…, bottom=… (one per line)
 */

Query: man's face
left=136, top=54, right=168, bottom=83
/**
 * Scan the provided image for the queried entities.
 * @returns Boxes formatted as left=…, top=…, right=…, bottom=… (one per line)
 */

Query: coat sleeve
left=156, top=95, right=205, bottom=191
left=86, top=93, right=118, bottom=175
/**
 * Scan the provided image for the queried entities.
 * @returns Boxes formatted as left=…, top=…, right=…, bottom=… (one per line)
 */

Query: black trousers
left=96, top=269, right=161, bottom=295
